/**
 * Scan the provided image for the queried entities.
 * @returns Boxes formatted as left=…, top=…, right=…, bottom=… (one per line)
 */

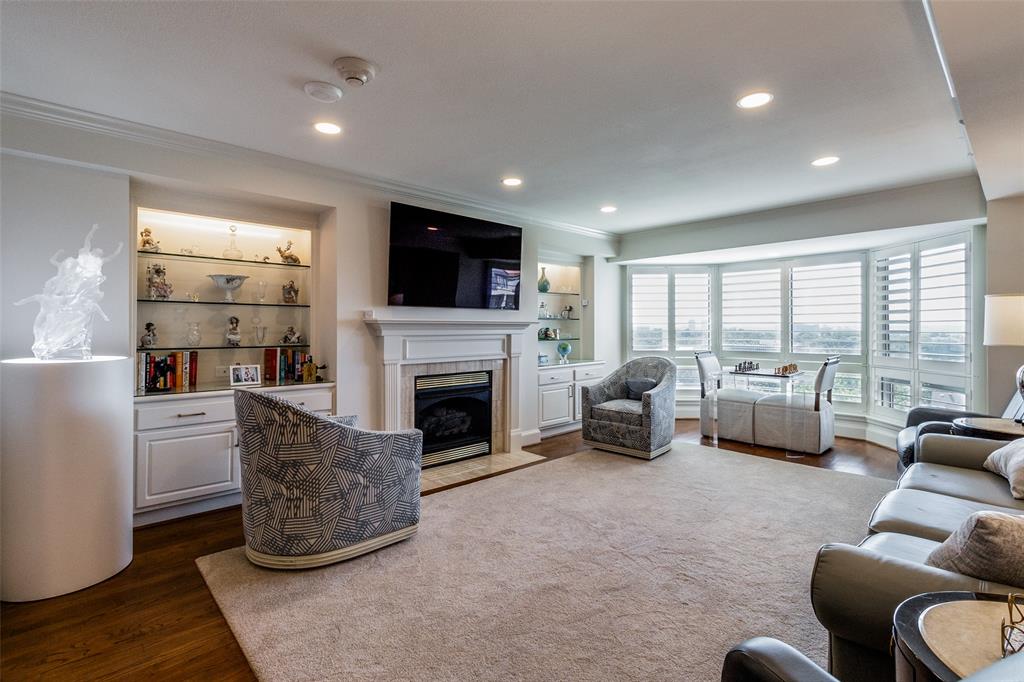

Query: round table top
left=953, top=417, right=1024, bottom=438
left=893, top=592, right=1006, bottom=682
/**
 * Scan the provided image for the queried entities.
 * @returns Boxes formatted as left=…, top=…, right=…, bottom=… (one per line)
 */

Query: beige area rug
left=197, top=444, right=893, bottom=681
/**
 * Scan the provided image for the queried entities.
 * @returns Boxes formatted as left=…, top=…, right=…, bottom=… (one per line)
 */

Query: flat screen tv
left=387, top=202, right=522, bottom=310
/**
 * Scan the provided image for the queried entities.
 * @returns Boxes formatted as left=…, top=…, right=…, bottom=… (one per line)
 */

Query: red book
left=264, top=348, right=278, bottom=386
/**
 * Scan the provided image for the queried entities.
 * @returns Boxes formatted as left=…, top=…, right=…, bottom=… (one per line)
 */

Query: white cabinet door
left=574, top=378, right=602, bottom=421
left=135, top=422, right=240, bottom=509
left=539, top=383, right=574, bottom=428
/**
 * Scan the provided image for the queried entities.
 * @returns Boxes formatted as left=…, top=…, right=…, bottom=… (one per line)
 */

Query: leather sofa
left=896, top=392, right=1023, bottom=472
left=721, top=636, right=1023, bottom=682
left=811, top=434, right=1024, bottom=682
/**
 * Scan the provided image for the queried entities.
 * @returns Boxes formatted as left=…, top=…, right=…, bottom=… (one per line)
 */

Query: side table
left=893, top=591, right=1009, bottom=682
left=951, top=417, right=1024, bottom=441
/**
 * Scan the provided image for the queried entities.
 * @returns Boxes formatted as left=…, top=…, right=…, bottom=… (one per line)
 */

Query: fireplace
left=414, top=371, right=493, bottom=467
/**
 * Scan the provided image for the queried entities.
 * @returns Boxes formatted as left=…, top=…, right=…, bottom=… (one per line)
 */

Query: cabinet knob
left=175, top=411, right=207, bottom=418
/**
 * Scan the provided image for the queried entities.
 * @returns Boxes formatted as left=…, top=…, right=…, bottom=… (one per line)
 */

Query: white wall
left=1, top=154, right=130, bottom=359
left=0, top=113, right=620, bottom=437
left=985, top=196, right=1024, bottom=410
left=612, top=176, right=986, bottom=263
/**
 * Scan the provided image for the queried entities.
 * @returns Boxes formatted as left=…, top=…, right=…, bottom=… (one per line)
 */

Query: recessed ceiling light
left=736, top=92, right=774, bottom=109
left=600, top=205, right=618, bottom=213
left=313, top=122, right=342, bottom=135
left=811, top=156, right=840, bottom=167
left=502, top=177, right=523, bottom=187
left=426, top=226, right=439, bottom=231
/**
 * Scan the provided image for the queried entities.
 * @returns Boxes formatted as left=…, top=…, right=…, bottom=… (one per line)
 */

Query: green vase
left=538, top=267, right=551, bottom=293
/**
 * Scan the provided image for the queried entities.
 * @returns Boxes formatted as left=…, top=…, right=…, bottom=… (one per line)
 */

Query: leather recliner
left=896, top=391, right=1023, bottom=472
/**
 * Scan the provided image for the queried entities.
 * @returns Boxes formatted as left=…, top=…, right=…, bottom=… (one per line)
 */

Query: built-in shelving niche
left=134, top=207, right=317, bottom=396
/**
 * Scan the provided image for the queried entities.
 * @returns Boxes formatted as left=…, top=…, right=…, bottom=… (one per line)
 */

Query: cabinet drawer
left=267, top=388, right=333, bottom=412
left=538, top=368, right=573, bottom=386
left=135, top=422, right=239, bottom=509
left=135, top=396, right=235, bottom=430
left=574, top=366, right=605, bottom=381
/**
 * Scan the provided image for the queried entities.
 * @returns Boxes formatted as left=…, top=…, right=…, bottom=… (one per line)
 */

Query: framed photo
left=229, top=364, right=261, bottom=386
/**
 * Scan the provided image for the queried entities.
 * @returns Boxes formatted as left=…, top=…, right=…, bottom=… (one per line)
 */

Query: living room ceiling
left=0, top=1, right=974, bottom=234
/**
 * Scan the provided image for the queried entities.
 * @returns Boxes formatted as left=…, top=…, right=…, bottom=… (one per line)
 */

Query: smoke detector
left=333, top=57, right=376, bottom=87
left=303, top=81, right=343, bottom=103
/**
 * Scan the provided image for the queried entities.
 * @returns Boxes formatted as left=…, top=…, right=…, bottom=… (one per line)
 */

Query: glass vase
left=538, top=267, right=551, bottom=293
left=185, top=322, right=201, bottom=347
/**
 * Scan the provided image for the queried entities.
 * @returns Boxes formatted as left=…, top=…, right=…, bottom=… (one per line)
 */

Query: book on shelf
left=137, top=350, right=200, bottom=395
left=262, top=347, right=311, bottom=386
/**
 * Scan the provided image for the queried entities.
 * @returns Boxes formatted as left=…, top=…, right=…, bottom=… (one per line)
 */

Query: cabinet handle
left=176, top=411, right=207, bottom=418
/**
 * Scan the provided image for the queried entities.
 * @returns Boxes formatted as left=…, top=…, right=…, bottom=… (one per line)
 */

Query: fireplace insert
left=414, top=371, right=492, bottom=467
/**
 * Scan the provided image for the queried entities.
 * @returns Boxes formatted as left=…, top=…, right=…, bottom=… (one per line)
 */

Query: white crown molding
left=0, top=92, right=615, bottom=242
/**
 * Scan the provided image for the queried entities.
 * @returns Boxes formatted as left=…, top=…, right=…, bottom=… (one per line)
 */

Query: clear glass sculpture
left=13, top=225, right=123, bottom=360
left=222, top=225, right=243, bottom=260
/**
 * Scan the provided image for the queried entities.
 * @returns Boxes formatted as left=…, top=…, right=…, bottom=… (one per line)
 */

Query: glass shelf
left=137, top=344, right=309, bottom=352
left=538, top=317, right=580, bottom=321
left=137, top=378, right=320, bottom=397
left=137, top=250, right=310, bottom=269
left=538, top=291, right=580, bottom=296
left=137, top=298, right=310, bottom=308
left=538, top=337, right=580, bottom=341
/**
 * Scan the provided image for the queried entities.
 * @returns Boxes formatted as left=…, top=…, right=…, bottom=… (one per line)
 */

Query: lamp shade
left=983, top=294, right=1024, bottom=346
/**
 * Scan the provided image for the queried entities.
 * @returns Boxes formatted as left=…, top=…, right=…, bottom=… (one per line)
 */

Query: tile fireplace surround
left=363, top=317, right=535, bottom=452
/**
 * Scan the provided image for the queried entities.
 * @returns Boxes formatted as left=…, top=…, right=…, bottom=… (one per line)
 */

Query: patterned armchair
left=581, top=357, right=676, bottom=459
left=234, top=390, right=422, bottom=569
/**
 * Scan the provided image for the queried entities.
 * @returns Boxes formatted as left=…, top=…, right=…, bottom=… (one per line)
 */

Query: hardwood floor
left=1, top=419, right=895, bottom=680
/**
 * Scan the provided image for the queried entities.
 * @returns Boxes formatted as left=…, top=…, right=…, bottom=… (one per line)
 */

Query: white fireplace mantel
left=363, top=314, right=535, bottom=449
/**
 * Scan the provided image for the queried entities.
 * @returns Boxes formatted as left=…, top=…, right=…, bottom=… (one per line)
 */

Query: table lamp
left=983, top=294, right=1024, bottom=423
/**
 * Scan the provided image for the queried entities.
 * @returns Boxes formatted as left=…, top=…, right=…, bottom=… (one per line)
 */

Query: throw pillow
left=925, top=511, right=1024, bottom=587
left=984, top=438, right=1024, bottom=499
left=625, top=378, right=657, bottom=401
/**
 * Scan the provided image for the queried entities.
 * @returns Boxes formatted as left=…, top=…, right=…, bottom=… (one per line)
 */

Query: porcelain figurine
left=280, top=326, right=303, bottom=345
left=276, top=240, right=301, bottom=264
left=226, top=316, right=242, bottom=347
left=140, top=322, right=158, bottom=349
left=139, top=226, right=161, bottom=252
left=282, top=280, right=299, bottom=304
left=146, top=263, right=174, bottom=301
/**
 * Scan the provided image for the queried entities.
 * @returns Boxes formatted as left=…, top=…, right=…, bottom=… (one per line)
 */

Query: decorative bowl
left=207, top=274, right=250, bottom=303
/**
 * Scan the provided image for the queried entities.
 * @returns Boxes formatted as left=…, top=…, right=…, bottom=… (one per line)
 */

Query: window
left=876, top=374, right=912, bottom=411
left=869, top=235, right=972, bottom=415
left=794, top=371, right=864, bottom=404
left=674, top=272, right=711, bottom=351
left=918, top=242, right=968, bottom=365
left=721, top=268, right=781, bottom=352
left=872, top=251, right=913, bottom=363
left=630, top=272, right=668, bottom=351
left=791, top=261, right=862, bottom=354
left=920, top=380, right=967, bottom=410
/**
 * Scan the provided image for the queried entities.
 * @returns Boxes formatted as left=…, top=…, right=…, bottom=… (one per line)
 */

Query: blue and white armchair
left=234, top=390, right=422, bottom=569
left=581, top=357, right=676, bottom=459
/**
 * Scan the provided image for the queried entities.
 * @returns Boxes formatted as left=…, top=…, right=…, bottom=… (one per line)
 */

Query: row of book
left=264, top=347, right=312, bottom=385
left=138, top=351, right=199, bottom=394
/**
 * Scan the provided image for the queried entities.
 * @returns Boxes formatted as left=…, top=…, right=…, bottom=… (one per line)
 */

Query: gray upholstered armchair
left=896, top=390, right=1023, bottom=472
left=234, top=390, right=422, bottom=569
left=581, top=356, right=676, bottom=459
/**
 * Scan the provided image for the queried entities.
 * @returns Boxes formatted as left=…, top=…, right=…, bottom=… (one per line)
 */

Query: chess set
left=773, top=363, right=799, bottom=376
left=734, top=360, right=759, bottom=372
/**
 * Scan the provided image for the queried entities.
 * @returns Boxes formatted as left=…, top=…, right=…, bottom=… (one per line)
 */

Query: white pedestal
left=1, top=356, right=133, bottom=601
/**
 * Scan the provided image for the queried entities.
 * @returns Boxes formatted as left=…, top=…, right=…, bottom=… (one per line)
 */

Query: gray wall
left=985, top=196, right=1024, bottom=410
left=1, top=154, right=130, bottom=359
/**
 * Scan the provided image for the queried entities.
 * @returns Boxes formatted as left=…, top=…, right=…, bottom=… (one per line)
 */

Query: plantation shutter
left=791, top=261, right=862, bottom=354
left=674, top=272, right=711, bottom=351
left=721, top=268, right=781, bottom=352
left=872, top=250, right=913, bottom=367
left=630, top=271, right=669, bottom=351
left=917, top=240, right=969, bottom=369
